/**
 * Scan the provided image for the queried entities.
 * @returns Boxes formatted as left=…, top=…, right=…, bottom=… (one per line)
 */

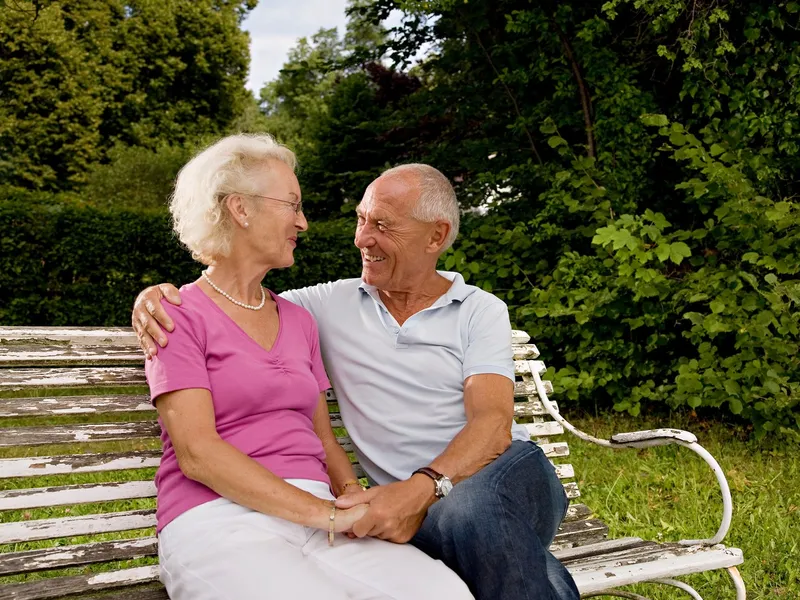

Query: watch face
left=439, top=478, right=454, bottom=497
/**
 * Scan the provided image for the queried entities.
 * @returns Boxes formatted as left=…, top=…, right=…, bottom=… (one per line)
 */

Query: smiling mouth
left=363, top=254, right=386, bottom=263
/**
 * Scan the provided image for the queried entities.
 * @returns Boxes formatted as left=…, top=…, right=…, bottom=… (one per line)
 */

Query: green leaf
left=729, top=398, right=743, bottom=415
left=655, top=244, right=670, bottom=262
left=710, top=300, right=725, bottom=314
left=724, top=380, right=741, bottom=395
left=640, top=114, right=669, bottom=127
left=548, top=136, right=567, bottom=148
left=668, top=242, right=692, bottom=264
left=709, top=143, right=725, bottom=156
left=765, top=273, right=778, bottom=285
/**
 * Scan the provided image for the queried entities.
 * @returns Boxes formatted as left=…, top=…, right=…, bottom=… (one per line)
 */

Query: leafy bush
left=0, top=192, right=361, bottom=326
left=445, top=116, right=799, bottom=439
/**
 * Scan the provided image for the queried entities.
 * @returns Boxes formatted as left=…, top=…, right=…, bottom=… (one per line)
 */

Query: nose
left=354, top=221, right=374, bottom=249
left=295, top=209, right=308, bottom=232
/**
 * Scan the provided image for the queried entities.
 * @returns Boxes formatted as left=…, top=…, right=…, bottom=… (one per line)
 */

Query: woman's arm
left=156, top=388, right=365, bottom=531
left=311, top=393, right=362, bottom=497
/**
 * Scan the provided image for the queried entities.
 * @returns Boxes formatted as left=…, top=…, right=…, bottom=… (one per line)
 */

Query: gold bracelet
left=342, top=480, right=365, bottom=492
left=328, top=501, right=336, bottom=546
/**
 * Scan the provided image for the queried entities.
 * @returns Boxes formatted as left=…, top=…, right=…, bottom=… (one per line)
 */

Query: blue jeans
left=410, top=441, right=580, bottom=600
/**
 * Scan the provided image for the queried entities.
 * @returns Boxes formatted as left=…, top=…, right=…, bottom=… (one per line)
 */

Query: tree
left=0, top=0, right=257, bottom=191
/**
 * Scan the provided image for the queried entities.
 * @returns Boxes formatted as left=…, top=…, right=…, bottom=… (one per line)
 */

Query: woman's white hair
left=380, top=163, right=460, bottom=251
left=170, top=133, right=296, bottom=265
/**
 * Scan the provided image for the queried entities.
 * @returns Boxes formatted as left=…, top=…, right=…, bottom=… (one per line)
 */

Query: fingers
left=159, top=283, right=182, bottom=307
left=335, top=488, right=378, bottom=509
left=351, top=512, right=378, bottom=538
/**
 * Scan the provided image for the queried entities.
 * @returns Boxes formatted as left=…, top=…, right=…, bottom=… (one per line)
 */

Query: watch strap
left=412, top=467, right=445, bottom=498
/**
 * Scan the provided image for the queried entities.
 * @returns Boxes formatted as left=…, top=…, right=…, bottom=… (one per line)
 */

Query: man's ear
left=225, top=194, right=249, bottom=228
left=426, top=221, right=451, bottom=254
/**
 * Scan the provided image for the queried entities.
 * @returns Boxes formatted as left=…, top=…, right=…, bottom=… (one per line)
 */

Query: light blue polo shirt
left=280, top=271, right=530, bottom=485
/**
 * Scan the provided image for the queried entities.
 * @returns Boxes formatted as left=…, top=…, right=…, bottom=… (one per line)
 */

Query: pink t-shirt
left=144, top=282, right=332, bottom=532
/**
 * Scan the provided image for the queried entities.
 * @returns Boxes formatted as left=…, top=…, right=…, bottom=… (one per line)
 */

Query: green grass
left=1, top=400, right=796, bottom=597
left=566, top=411, right=797, bottom=599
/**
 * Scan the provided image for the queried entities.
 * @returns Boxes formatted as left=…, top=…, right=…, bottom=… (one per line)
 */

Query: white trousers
left=158, top=479, right=474, bottom=600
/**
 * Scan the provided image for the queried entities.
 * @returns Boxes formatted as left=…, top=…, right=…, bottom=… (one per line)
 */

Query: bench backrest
left=0, top=326, right=607, bottom=598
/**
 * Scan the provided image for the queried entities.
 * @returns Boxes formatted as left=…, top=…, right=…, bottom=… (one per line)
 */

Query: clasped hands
left=335, top=475, right=436, bottom=543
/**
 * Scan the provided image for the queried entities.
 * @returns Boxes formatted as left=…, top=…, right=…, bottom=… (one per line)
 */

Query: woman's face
left=238, top=159, right=307, bottom=269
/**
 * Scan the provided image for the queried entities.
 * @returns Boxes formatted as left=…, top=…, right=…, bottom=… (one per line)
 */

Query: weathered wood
left=540, top=442, right=570, bottom=458
left=0, top=481, right=157, bottom=511
left=512, top=344, right=539, bottom=360
left=0, top=395, right=154, bottom=418
left=0, top=367, right=146, bottom=392
left=0, top=537, right=158, bottom=577
left=0, top=510, right=156, bottom=545
left=510, top=330, right=530, bottom=343
left=0, top=345, right=144, bottom=368
left=554, top=537, right=648, bottom=562
left=0, top=448, right=363, bottom=480
left=564, top=481, right=580, bottom=499
left=0, top=565, right=159, bottom=600
left=524, top=421, right=564, bottom=437
left=563, top=503, right=592, bottom=523
left=0, top=451, right=162, bottom=479
left=554, top=464, right=575, bottom=479
left=554, top=518, right=608, bottom=546
left=78, top=586, right=168, bottom=600
left=514, top=379, right=554, bottom=397
left=568, top=544, right=744, bottom=594
left=514, top=399, right=558, bottom=418
left=0, top=422, right=161, bottom=447
left=0, top=327, right=136, bottom=345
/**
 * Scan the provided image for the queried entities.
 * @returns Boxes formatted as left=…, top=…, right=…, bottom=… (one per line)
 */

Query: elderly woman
left=145, top=134, right=472, bottom=599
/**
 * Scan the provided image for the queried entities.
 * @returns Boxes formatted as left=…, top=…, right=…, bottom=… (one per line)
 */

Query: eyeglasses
left=237, top=192, right=303, bottom=214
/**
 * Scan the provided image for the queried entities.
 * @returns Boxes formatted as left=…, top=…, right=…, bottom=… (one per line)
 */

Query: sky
left=242, top=0, right=350, bottom=93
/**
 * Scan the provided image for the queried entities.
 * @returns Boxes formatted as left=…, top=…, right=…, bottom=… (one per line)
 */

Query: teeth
left=364, top=255, right=385, bottom=262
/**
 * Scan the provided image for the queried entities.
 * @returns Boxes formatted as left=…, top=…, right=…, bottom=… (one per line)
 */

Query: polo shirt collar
left=358, top=271, right=475, bottom=305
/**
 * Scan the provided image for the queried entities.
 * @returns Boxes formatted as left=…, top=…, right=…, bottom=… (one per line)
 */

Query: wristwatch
left=412, top=467, right=454, bottom=499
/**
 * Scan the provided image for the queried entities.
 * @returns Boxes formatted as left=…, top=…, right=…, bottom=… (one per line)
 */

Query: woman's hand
left=334, top=503, right=369, bottom=533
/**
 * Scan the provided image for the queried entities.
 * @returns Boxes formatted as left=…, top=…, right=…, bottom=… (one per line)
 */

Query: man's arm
left=131, top=281, right=338, bottom=358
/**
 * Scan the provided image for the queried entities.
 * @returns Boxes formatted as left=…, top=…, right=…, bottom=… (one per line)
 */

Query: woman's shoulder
left=275, top=292, right=319, bottom=332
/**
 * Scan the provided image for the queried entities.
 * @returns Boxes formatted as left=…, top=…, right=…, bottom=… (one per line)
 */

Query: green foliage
left=0, top=193, right=361, bottom=326
left=0, top=0, right=256, bottom=191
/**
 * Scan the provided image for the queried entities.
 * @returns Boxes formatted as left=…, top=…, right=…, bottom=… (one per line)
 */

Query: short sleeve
left=306, top=314, right=331, bottom=393
left=462, top=299, right=515, bottom=382
left=279, top=282, right=337, bottom=325
left=144, top=303, right=211, bottom=404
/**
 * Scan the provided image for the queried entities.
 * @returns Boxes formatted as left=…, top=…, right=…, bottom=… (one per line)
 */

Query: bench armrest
left=526, top=361, right=733, bottom=547
left=609, top=429, right=697, bottom=448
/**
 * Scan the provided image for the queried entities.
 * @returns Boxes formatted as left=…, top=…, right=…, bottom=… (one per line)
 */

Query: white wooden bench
left=0, top=326, right=745, bottom=599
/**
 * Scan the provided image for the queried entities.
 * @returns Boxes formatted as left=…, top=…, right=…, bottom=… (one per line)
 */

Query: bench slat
left=554, top=518, right=607, bottom=546
left=0, top=367, right=146, bottom=391
left=0, top=422, right=357, bottom=452
left=569, top=543, right=744, bottom=594
left=73, top=586, right=168, bottom=600
left=0, top=451, right=162, bottom=479
left=0, top=327, right=136, bottom=345
left=0, top=395, right=154, bottom=417
left=553, top=537, right=647, bottom=562
left=523, top=421, right=564, bottom=437
left=514, top=399, right=557, bottom=418
left=0, top=537, right=158, bottom=577
left=0, top=481, right=157, bottom=511
left=0, top=344, right=540, bottom=367
left=0, top=565, right=160, bottom=600
left=0, top=510, right=156, bottom=544
left=0, top=422, right=161, bottom=447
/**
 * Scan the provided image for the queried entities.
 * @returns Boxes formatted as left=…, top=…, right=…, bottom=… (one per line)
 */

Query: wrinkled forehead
left=357, top=174, right=418, bottom=218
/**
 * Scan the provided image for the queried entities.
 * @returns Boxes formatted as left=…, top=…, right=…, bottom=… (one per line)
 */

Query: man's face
left=354, top=175, right=438, bottom=291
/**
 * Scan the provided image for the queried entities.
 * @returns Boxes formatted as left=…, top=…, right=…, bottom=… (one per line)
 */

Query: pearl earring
left=244, top=221, right=249, bottom=228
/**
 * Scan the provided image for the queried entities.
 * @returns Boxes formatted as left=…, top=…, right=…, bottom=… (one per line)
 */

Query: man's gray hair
left=381, top=163, right=460, bottom=251
left=170, top=133, right=296, bottom=265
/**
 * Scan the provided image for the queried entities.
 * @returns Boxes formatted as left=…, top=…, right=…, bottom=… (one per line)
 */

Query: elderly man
left=132, top=164, right=579, bottom=600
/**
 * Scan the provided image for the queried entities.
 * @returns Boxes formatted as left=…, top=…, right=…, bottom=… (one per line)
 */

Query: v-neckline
left=194, top=283, right=284, bottom=355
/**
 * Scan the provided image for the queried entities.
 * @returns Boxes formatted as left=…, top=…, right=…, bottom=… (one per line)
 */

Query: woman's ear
left=225, top=193, right=249, bottom=229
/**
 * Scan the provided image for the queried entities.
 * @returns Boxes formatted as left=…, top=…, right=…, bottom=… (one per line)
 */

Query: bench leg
left=727, top=566, right=746, bottom=600
left=580, top=591, right=650, bottom=599
left=651, top=579, right=702, bottom=599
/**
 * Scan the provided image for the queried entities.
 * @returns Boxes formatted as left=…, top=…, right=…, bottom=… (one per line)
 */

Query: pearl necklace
left=202, top=270, right=266, bottom=310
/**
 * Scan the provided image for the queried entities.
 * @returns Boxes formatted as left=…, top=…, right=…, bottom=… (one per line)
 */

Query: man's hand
left=131, top=284, right=182, bottom=359
left=334, top=475, right=436, bottom=543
